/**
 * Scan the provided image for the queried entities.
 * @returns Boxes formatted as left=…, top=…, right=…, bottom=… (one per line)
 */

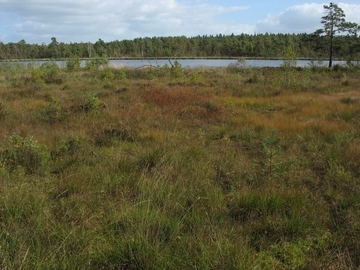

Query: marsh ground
left=1, top=62, right=360, bottom=269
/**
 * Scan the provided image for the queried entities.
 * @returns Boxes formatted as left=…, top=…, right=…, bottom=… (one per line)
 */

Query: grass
left=1, top=62, right=360, bottom=269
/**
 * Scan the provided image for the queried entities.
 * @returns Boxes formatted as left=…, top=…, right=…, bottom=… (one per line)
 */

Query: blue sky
left=0, top=1, right=360, bottom=44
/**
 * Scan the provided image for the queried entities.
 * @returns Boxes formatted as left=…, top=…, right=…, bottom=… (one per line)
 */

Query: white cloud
left=256, top=3, right=360, bottom=34
left=340, top=3, right=360, bottom=23
left=257, top=3, right=324, bottom=34
left=2, top=1, right=359, bottom=44
left=0, top=0, right=250, bottom=44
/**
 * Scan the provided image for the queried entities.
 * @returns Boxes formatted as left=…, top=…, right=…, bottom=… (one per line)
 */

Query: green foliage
left=308, top=59, right=325, bottom=70
left=52, top=137, right=81, bottom=157
left=6, top=64, right=28, bottom=88
left=1, top=32, right=359, bottom=60
left=28, top=64, right=45, bottom=86
left=74, top=93, right=102, bottom=113
left=39, top=61, right=63, bottom=84
left=7, top=61, right=63, bottom=89
left=258, top=233, right=333, bottom=269
left=227, top=58, right=248, bottom=73
left=66, top=56, right=81, bottom=72
left=321, top=2, right=346, bottom=36
left=170, top=60, right=184, bottom=79
left=115, top=68, right=127, bottom=80
left=228, top=190, right=319, bottom=258
left=325, top=158, right=353, bottom=183
left=229, top=192, right=289, bottom=222
left=237, top=57, right=248, bottom=67
left=85, top=57, right=109, bottom=70
left=246, top=69, right=261, bottom=84
left=188, top=72, right=203, bottom=84
left=99, top=67, right=115, bottom=81
left=41, top=95, right=67, bottom=123
left=0, top=99, right=11, bottom=119
left=281, top=45, right=297, bottom=68
left=260, top=131, right=283, bottom=178
left=0, top=134, right=50, bottom=174
left=279, top=46, right=299, bottom=88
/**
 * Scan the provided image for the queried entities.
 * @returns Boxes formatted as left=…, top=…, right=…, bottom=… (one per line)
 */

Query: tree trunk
left=329, top=37, right=333, bottom=68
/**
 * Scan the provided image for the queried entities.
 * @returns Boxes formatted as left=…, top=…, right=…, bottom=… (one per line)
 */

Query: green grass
left=1, top=63, right=360, bottom=269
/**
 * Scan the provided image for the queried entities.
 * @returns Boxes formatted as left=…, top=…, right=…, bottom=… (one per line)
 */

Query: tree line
left=0, top=33, right=357, bottom=61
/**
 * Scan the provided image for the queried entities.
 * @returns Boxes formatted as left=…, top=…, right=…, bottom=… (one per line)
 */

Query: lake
left=1, top=58, right=346, bottom=68
left=108, top=59, right=343, bottom=68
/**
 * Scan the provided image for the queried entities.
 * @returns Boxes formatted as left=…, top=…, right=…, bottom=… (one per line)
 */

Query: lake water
left=1, top=58, right=346, bottom=68
left=108, top=59, right=342, bottom=68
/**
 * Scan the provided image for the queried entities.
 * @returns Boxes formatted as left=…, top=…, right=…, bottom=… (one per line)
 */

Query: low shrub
left=0, top=134, right=50, bottom=174
left=66, top=56, right=81, bottom=72
left=85, top=57, right=109, bottom=70
left=72, top=93, right=103, bottom=113
left=0, top=99, right=11, bottom=119
left=41, top=95, right=67, bottom=123
left=40, top=61, right=63, bottom=84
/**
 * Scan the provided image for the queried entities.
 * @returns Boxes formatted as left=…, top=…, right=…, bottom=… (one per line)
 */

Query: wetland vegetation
left=1, top=59, right=360, bottom=269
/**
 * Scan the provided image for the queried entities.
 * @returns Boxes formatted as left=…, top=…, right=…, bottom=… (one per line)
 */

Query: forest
left=0, top=32, right=359, bottom=62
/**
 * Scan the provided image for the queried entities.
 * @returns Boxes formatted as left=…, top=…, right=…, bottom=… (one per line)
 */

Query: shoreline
left=0, top=57, right=339, bottom=62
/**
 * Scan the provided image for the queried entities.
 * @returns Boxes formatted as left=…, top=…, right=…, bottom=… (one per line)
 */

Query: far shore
left=0, top=56, right=338, bottom=63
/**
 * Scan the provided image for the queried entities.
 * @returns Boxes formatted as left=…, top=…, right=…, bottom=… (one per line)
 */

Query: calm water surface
left=108, top=59, right=340, bottom=68
left=1, top=59, right=345, bottom=68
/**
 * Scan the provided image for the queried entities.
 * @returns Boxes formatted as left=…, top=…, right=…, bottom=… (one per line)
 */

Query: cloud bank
left=0, top=1, right=359, bottom=44
left=257, top=3, right=360, bottom=34
left=0, top=0, right=251, bottom=44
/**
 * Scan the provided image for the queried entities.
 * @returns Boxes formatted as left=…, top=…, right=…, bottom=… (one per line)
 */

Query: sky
left=0, top=0, right=360, bottom=45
